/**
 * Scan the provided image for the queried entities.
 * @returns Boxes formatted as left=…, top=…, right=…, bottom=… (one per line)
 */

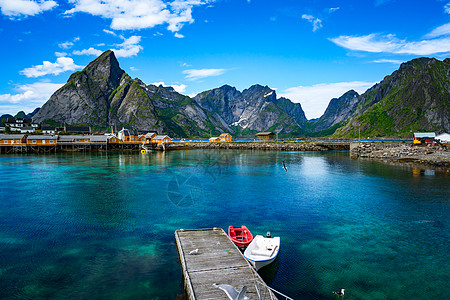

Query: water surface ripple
left=0, top=151, right=448, bottom=299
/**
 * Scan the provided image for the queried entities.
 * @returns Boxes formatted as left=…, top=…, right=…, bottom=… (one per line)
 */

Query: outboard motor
left=266, top=231, right=271, bottom=238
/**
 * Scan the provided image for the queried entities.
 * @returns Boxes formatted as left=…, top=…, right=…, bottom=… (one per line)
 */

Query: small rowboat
left=243, top=233, right=280, bottom=271
left=228, top=226, right=253, bottom=249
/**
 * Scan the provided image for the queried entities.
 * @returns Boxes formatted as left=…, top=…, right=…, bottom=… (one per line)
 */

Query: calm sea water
left=0, top=150, right=448, bottom=299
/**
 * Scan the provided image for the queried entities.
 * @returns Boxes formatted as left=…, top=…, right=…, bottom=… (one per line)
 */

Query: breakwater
left=350, top=142, right=449, bottom=169
left=177, top=141, right=350, bottom=151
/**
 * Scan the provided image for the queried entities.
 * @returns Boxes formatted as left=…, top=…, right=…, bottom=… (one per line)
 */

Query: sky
left=0, top=0, right=449, bottom=119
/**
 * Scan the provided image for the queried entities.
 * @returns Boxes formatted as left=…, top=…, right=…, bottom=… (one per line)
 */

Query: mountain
left=194, top=84, right=307, bottom=134
left=31, top=51, right=449, bottom=138
left=333, top=57, right=450, bottom=137
left=14, top=108, right=40, bottom=119
left=32, top=50, right=227, bottom=137
left=1, top=114, right=14, bottom=123
left=311, top=90, right=359, bottom=132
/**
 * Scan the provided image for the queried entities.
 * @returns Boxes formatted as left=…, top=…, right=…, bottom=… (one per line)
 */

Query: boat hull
left=228, top=226, right=253, bottom=249
left=243, top=235, right=280, bottom=271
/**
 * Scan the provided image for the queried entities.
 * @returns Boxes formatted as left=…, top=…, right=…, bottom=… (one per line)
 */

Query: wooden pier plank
left=175, top=228, right=276, bottom=300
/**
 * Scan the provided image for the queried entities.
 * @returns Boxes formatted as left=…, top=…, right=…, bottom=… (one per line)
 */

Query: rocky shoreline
left=350, top=143, right=449, bottom=171
left=166, top=141, right=450, bottom=171
left=177, top=141, right=349, bottom=151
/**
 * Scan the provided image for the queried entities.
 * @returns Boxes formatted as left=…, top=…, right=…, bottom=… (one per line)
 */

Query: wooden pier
left=175, top=228, right=277, bottom=300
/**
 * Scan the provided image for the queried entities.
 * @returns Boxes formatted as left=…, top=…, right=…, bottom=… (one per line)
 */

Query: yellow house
left=26, top=135, right=58, bottom=145
left=107, top=136, right=119, bottom=143
left=142, top=132, right=157, bottom=143
left=219, top=133, right=232, bottom=142
left=0, top=134, right=27, bottom=145
left=209, top=137, right=221, bottom=142
left=152, top=135, right=172, bottom=146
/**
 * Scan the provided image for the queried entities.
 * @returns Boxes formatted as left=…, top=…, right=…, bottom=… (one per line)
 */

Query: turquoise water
left=0, top=150, right=448, bottom=299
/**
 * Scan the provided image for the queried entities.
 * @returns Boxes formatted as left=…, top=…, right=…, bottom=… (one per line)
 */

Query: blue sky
left=0, top=0, right=449, bottom=119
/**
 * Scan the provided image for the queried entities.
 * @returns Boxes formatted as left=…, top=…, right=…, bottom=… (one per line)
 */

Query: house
left=106, top=135, right=120, bottom=143
left=4, top=118, right=38, bottom=132
left=26, top=135, right=58, bottom=145
left=219, top=133, right=232, bottom=142
left=0, top=134, right=27, bottom=145
left=256, top=132, right=275, bottom=140
left=65, top=126, right=91, bottom=135
left=209, top=137, right=221, bottom=142
left=19, top=126, right=36, bottom=133
left=42, top=126, right=57, bottom=135
left=413, top=132, right=437, bottom=145
left=90, top=135, right=108, bottom=144
left=152, top=135, right=172, bottom=146
left=141, top=132, right=157, bottom=143
left=58, top=135, right=91, bottom=144
left=118, top=127, right=140, bottom=142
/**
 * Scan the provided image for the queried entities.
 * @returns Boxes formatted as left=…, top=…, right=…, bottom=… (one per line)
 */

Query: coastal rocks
left=186, top=142, right=338, bottom=151
left=350, top=143, right=449, bottom=169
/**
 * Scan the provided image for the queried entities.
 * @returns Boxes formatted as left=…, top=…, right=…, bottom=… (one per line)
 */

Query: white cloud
left=182, top=68, right=226, bottom=80
left=328, top=7, right=340, bottom=13
left=59, top=41, right=74, bottom=49
left=103, top=29, right=116, bottom=36
left=279, top=81, right=375, bottom=119
left=55, top=52, right=68, bottom=57
left=174, top=32, right=184, bottom=38
left=424, top=23, right=450, bottom=39
left=73, top=35, right=142, bottom=58
left=445, top=3, right=450, bottom=14
left=330, top=33, right=450, bottom=55
left=0, top=0, right=57, bottom=17
left=113, top=35, right=142, bottom=57
left=65, top=0, right=215, bottom=32
left=0, top=82, right=63, bottom=116
left=302, top=14, right=322, bottom=32
left=20, top=57, right=83, bottom=78
left=372, top=59, right=403, bottom=64
left=58, top=37, right=80, bottom=49
left=73, top=47, right=103, bottom=56
left=153, top=81, right=187, bottom=93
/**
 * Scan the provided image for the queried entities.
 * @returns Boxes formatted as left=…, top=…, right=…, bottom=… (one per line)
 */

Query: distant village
left=1, top=117, right=448, bottom=155
left=0, top=117, right=277, bottom=153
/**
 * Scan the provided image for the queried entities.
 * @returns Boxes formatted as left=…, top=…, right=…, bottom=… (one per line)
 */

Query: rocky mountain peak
left=68, top=50, right=124, bottom=93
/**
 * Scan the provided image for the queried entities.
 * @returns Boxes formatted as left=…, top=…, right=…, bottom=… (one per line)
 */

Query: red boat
left=228, top=226, right=253, bottom=249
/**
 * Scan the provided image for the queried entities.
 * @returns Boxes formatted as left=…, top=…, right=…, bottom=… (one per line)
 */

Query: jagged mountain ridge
left=33, top=50, right=309, bottom=136
left=31, top=50, right=449, bottom=137
left=334, top=57, right=450, bottom=137
left=310, top=90, right=360, bottom=132
left=33, top=50, right=228, bottom=137
left=194, top=84, right=307, bottom=134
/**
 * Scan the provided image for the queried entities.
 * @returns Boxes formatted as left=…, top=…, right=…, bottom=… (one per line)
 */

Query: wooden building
left=152, top=135, right=172, bottom=146
left=89, top=135, right=108, bottom=144
left=219, top=133, right=232, bottom=141
left=4, top=118, right=38, bottom=133
left=256, top=132, right=275, bottom=140
left=58, top=135, right=91, bottom=144
left=42, top=126, right=57, bottom=135
left=141, top=132, right=157, bottom=143
left=26, top=135, right=58, bottom=145
left=209, top=137, right=221, bottom=142
left=413, top=132, right=437, bottom=145
left=107, top=135, right=120, bottom=143
left=0, top=134, right=27, bottom=145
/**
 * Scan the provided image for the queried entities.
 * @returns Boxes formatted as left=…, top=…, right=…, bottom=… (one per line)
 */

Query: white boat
left=243, top=233, right=280, bottom=271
